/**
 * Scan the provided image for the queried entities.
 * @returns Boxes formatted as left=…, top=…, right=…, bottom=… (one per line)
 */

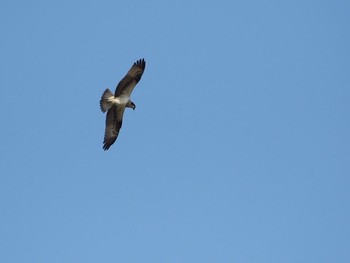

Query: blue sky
left=1, top=0, right=349, bottom=262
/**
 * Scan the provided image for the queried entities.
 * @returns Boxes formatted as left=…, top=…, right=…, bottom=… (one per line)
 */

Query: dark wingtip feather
left=103, top=138, right=109, bottom=150
left=134, top=58, right=146, bottom=70
left=103, top=144, right=110, bottom=151
left=103, top=138, right=113, bottom=151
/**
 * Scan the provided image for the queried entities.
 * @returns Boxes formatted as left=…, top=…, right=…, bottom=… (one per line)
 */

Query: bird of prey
left=99, top=58, right=146, bottom=150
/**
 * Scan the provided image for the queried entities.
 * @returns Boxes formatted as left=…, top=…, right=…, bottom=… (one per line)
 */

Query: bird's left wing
left=103, top=105, right=126, bottom=150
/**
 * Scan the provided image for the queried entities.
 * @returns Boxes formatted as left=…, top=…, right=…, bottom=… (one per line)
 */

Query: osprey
left=99, top=58, right=146, bottom=150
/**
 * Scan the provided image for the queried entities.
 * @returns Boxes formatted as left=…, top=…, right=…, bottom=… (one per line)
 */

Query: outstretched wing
left=114, top=59, right=146, bottom=97
left=103, top=105, right=126, bottom=150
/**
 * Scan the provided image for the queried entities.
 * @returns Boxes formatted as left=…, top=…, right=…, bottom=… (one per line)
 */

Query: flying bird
left=99, top=58, right=146, bottom=150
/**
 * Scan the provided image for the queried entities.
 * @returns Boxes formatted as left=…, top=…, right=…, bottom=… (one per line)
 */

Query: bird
left=99, top=58, right=146, bottom=150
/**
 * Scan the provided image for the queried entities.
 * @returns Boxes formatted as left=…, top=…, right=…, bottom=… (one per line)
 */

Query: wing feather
left=114, top=59, right=146, bottom=97
left=103, top=105, right=126, bottom=150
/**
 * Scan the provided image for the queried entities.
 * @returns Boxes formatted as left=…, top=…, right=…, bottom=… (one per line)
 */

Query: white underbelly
left=107, top=95, right=129, bottom=106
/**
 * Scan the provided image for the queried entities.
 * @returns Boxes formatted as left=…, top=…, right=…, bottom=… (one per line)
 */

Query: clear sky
left=1, top=0, right=349, bottom=262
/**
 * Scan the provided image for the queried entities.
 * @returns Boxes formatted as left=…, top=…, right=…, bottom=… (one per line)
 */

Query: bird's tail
left=100, top=89, right=114, bottom=113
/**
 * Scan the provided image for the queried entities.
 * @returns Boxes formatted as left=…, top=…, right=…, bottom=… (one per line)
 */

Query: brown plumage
left=100, top=59, right=146, bottom=150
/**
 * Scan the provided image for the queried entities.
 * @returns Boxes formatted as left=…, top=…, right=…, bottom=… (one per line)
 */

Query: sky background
left=1, top=0, right=349, bottom=262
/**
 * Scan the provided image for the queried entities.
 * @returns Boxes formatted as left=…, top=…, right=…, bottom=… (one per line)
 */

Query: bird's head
left=126, top=100, right=136, bottom=110
left=131, top=102, right=136, bottom=110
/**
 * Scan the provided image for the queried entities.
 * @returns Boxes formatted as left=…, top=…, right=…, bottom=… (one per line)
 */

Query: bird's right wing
left=114, top=59, right=146, bottom=97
